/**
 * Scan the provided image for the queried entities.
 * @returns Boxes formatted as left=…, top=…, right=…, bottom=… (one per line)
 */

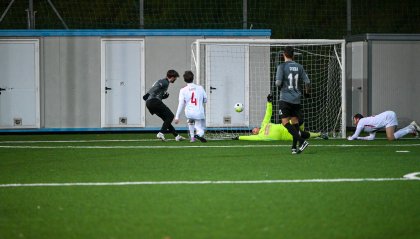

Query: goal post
left=191, top=39, right=346, bottom=139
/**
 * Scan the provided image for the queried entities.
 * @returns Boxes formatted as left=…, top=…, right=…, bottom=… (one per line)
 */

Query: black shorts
left=278, top=101, right=302, bottom=119
left=146, top=98, right=174, bottom=119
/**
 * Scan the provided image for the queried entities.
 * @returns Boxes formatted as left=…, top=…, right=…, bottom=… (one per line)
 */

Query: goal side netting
left=191, top=39, right=346, bottom=139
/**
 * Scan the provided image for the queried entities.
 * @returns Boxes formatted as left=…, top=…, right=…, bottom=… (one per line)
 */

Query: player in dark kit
left=143, top=69, right=185, bottom=141
left=275, top=46, right=311, bottom=154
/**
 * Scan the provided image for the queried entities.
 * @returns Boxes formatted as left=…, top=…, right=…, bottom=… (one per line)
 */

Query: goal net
left=191, top=39, right=346, bottom=139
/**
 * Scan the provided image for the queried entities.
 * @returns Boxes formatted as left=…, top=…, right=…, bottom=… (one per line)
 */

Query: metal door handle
left=105, top=87, right=112, bottom=90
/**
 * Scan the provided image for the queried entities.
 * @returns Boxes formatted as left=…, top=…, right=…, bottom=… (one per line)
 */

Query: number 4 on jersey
left=191, top=92, right=197, bottom=106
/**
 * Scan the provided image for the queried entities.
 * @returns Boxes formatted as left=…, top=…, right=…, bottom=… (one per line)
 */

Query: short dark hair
left=284, top=46, right=294, bottom=58
left=353, top=113, right=364, bottom=120
left=183, top=71, right=194, bottom=83
left=167, top=69, right=179, bottom=78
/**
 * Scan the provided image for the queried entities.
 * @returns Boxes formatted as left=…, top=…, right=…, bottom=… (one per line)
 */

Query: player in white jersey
left=347, top=111, right=420, bottom=141
left=174, top=71, right=208, bottom=143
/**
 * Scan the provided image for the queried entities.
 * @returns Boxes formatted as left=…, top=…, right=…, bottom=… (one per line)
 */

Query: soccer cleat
left=175, top=135, right=186, bottom=141
left=291, top=148, right=298, bottom=154
left=410, top=121, right=420, bottom=132
left=320, top=133, right=329, bottom=140
left=190, top=137, right=196, bottom=143
left=297, top=141, right=309, bottom=154
left=194, top=134, right=207, bottom=143
left=156, top=132, right=166, bottom=141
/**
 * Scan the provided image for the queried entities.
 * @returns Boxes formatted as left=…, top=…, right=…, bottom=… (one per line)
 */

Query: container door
left=0, top=39, right=40, bottom=129
left=101, top=39, right=145, bottom=127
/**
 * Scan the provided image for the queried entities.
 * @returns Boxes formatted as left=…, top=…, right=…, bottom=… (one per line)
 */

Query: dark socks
left=294, top=124, right=310, bottom=140
left=285, top=123, right=301, bottom=148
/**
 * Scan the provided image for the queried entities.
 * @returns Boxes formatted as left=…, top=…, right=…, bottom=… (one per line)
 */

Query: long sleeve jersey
left=146, top=78, right=170, bottom=101
left=348, top=111, right=398, bottom=140
left=239, top=102, right=294, bottom=141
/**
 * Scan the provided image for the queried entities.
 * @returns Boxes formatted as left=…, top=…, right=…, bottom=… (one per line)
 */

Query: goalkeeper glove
left=162, top=92, right=169, bottom=99
left=142, top=93, right=150, bottom=101
left=267, top=94, right=273, bottom=102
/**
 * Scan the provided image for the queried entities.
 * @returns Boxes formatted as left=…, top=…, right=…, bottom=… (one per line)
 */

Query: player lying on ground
left=234, top=94, right=328, bottom=141
left=347, top=111, right=420, bottom=141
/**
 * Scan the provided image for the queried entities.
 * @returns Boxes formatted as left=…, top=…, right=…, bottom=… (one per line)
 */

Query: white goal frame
left=191, top=39, right=346, bottom=139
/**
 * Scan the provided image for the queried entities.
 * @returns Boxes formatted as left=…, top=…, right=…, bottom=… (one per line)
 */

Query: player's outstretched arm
left=356, top=133, right=376, bottom=140
left=348, top=125, right=364, bottom=140
left=262, top=97, right=273, bottom=124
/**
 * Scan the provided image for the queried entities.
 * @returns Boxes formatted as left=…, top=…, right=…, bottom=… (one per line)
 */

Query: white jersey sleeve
left=357, top=133, right=376, bottom=140
left=175, top=89, right=186, bottom=120
left=348, top=120, right=367, bottom=140
left=348, top=118, right=377, bottom=140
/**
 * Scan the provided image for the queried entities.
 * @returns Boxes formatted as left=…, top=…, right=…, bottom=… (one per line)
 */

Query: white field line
left=0, top=144, right=420, bottom=149
left=0, top=139, right=156, bottom=143
left=0, top=138, right=419, bottom=144
left=0, top=177, right=419, bottom=188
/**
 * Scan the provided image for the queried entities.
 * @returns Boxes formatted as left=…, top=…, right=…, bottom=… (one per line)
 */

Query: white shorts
left=384, top=111, right=398, bottom=128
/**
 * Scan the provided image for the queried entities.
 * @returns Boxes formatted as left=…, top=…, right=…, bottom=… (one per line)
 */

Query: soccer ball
left=234, top=103, right=244, bottom=113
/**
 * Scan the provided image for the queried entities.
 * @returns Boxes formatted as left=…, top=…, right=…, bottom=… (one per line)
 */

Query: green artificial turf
left=0, top=134, right=419, bottom=239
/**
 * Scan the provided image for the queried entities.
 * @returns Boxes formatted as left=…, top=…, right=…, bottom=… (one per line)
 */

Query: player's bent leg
left=194, top=120, right=207, bottom=142
left=283, top=122, right=300, bottom=145
left=155, top=106, right=174, bottom=135
left=195, top=120, right=205, bottom=137
left=194, top=134, right=207, bottom=143
left=187, top=119, right=195, bottom=141
left=162, top=110, right=180, bottom=138
left=290, top=117, right=306, bottom=147
left=394, top=124, right=416, bottom=139
left=386, top=126, right=396, bottom=140
left=300, top=130, right=310, bottom=139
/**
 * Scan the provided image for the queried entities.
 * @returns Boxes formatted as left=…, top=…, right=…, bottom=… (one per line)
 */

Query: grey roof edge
left=346, top=33, right=420, bottom=42
left=0, top=29, right=271, bottom=37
